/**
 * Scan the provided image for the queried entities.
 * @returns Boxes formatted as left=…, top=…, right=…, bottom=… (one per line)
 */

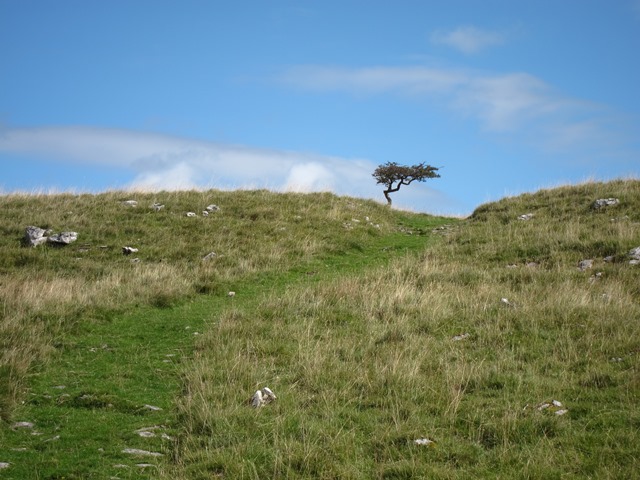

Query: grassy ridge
left=0, top=189, right=448, bottom=478
left=169, top=180, right=639, bottom=478
left=1, top=180, right=639, bottom=478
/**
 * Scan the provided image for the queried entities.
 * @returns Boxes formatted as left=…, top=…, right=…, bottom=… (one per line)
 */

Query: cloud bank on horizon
left=0, top=125, right=454, bottom=213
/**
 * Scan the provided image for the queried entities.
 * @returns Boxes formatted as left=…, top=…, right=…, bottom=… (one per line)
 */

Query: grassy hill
left=0, top=181, right=638, bottom=478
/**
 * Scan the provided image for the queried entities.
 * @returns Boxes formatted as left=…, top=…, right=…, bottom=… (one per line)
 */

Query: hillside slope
left=0, top=180, right=638, bottom=479
left=0, top=189, right=450, bottom=478
left=169, top=180, right=639, bottom=479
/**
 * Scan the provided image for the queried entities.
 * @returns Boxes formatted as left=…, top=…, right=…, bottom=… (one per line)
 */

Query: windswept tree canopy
left=372, top=162, right=440, bottom=205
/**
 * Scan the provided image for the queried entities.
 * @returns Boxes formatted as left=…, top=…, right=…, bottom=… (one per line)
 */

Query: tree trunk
left=383, top=189, right=392, bottom=206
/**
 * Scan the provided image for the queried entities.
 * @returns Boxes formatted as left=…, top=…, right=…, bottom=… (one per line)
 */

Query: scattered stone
left=202, top=210, right=209, bottom=217
left=578, top=259, right=594, bottom=271
left=251, top=390, right=263, bottom=408
left=136, top=463, right=157, bottom=468
left=629, top=247, right=640, bottom=263
left=52, top=385, right=66, bottom=389
left=130, top=258, right=140, bottom=264
left=500, top=298, right=515, bottom=307
left=526, top=262, right=539, bottom=268
left=452, top=333, right=470, bottom=341
left=48, top=232, right=78, bottom=245
left=604, top=255, right=615, bottom=263
left=151, top=203, right=164, bottom=211
left=144, top=404, right=162, bottom=411
left=414, top=438, right=435, bottom=447
left=206, top=204, right=219, bottom=212
left=11, top=421, right=34, bottom=430
left=592, top=198, right=619, bottom=209
left=506, top=264, right=518, bottom=269
left=122, top=448, right=163, bottom=457
left=518, top=213, right=534, bottom=221
left=611, top=357, right=623, bottom=362
left=186, top=212, right=197, bottom=217
left=137, top=430, right=156, bottom=438
left=536, top=399, right=567, bottom=415
left=44, top=435, right=60, bottom=442
left=0, top=462, right=10, bottom=470
left=122, top=246, right=139, bottom=255
left=123, top=200, right=138, bottom=207
left=24, top=226, right=49, bottom=246
left=228, top=291, right=236, bottom=298
left=251, top=387, right=277, bottom=408
left=203, top=252, right=217, bottom=261
left=589, top=272, right=603, bottom=282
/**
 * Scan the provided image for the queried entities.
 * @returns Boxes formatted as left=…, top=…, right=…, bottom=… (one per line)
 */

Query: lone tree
left=372, top=161, right=440, bottom=206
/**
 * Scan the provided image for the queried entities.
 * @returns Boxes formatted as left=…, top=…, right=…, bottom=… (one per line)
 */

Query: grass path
left=0, top=215, right=451, bottom=478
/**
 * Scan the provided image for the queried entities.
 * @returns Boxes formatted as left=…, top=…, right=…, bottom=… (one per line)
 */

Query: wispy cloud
left=281, top=65, right=465, bottom=94
left=0, top=125, right=457, bottom=213
left=280, top=64, right=625, bottom=152
left=431, top=26, right=505, bottom=54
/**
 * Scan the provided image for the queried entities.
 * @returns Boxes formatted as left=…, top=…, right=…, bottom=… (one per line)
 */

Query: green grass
left=0, top=189, right=449, bottom=478
left=1, top=181, right=639, bottom=478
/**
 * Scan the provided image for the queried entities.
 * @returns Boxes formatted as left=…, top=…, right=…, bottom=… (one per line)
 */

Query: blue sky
left=1, top=0, right=638, bottom=215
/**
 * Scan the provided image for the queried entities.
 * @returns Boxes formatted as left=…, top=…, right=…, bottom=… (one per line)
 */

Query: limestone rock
left=592, top=198, right=619, bottom=209
left=47, top=232, right=78, bottom=245
left=251, top=387, right=277, bottom=408
left=11, top=421, right=34, bottom=430
left=186, top=212, right=197, bottom=218
left=24, top=226, right=49, bottom=246
left=122, top=246, right=139, bottom=255
left=578, top=259, right=594, bottom=271
left=206, top=204, right=219, bottom=212
left=122, top=200, right=138, bottom=207
left=122, top=448, right=163, bottom=457
left=518, top=213, right=534, bottom=221
left=414, top=438, right=435, bottom=447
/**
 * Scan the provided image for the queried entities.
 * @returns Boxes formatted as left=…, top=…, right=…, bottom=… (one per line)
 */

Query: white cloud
left=452, top=72, right=570, bottom=131
left=0, top=125, right=455, bottom=213
left=281, top=65, right=465, bottom=94
left=431, top=26, right=505, bottom=54
left=280, top=64, right=621, bottom=150
left=284, top=162, right=335, bottom=191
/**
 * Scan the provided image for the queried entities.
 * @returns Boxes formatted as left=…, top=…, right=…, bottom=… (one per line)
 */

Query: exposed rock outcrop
left=24, top=227, right=77, bottom=247
left=592, top=198, right=619, bottom=209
